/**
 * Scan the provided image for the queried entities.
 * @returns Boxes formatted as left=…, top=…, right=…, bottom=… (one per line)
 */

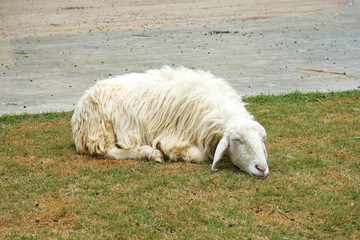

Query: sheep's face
left=212, top=120, right=269, bottom=177
left=228, top=120, right=268, bottom=177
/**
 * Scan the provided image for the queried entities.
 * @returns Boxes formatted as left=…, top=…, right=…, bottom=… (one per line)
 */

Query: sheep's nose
left=255, top=164, right=267, bottom=173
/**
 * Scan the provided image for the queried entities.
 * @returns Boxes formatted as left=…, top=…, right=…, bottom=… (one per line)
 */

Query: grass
left=12, top=51, right=37, bottom=55
left=131, top=34, right=151, bottom=37
left=0, top=90, right=359, bottom=239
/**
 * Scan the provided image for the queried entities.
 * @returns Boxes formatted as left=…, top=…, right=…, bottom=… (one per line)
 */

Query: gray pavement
left=1, top=1, right=359, bottom=115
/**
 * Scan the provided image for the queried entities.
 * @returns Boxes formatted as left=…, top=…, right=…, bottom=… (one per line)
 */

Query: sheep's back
left=76, top=67, right=249, bottom=151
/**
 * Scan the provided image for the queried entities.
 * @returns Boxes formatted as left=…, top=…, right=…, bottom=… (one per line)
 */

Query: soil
left=0, top=0, right=346, bottom=39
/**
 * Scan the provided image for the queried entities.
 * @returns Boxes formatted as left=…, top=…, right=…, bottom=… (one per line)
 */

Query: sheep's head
left=212, top=119, right=269, bottom=177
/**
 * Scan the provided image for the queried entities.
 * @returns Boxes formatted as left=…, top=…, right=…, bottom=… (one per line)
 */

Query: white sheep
left=72, top=66, right=269, bottom=177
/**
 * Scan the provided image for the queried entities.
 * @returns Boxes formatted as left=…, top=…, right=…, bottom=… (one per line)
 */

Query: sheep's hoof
left=155, top=157, right=163, bottom=163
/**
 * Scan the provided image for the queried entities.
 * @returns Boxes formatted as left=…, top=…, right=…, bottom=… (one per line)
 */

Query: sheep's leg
left=164, top=145, right=204, bottom=163
left=107, top=145, right=163, bottom=162
left=181, top=146, right=204, bottom=163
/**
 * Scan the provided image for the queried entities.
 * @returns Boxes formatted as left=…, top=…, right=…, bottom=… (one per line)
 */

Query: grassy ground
left=0, top=90, right=359, bottom=239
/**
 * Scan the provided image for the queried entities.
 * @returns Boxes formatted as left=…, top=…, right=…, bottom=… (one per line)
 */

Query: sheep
left=71, top=66, right=269, bottom=177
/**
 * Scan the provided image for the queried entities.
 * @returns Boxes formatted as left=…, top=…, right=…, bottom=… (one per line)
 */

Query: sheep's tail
left=71, top=93, right=116, bottom=156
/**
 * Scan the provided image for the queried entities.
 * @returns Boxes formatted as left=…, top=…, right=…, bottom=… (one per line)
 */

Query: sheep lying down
left=72, top=66, right=269, bottom=177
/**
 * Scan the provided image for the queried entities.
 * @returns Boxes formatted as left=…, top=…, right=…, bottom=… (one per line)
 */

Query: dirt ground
left=0, top=0, right=346, bottom=39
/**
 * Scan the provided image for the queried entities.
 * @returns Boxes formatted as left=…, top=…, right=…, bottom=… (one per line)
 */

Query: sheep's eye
left=232, top=138, right=243, bottom=144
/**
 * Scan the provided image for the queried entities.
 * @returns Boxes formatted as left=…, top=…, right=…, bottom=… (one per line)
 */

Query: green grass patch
left=0, top=112, right=71, bottom=124
left=13, top=51, right=37, bottom=55
left=243, top=89, right=360, bottom=104
left=1, top=90, right=359, bottom=239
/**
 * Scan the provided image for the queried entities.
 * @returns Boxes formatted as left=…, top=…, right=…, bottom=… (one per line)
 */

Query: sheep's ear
left=212, top=135, right=229, bottom=171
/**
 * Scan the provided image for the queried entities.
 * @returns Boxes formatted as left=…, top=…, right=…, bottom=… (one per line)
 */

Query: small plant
left=13, top=51, right=37, bottom=55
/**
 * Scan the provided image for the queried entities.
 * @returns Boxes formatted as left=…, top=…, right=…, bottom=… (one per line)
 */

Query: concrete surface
left=0, top=0, right=346, bottom=39
left=0, top=1, right=359, bottom=115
